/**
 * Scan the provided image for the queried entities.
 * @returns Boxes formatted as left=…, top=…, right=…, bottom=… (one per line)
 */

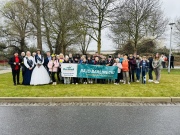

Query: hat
left=108, top=55, right=112, bottom=58
left=51, top=54, right=56, bottom=57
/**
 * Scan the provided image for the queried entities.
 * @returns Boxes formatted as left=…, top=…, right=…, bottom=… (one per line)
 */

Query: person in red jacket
left=9, top=52, right=22, bottom=85
left=122, top=55, right=130, bottom=84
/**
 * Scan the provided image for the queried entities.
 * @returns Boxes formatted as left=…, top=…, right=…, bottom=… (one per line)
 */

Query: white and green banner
left=61, top=63, right=78, bottom=77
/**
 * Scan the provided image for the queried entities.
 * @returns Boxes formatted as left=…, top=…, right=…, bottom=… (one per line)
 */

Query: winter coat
left=122, top=59, right=129, bottom=72
left=140, top=60, right=149, bottom=72
left=128, top=58, right=137, bottom=70
left=113, top=62, right=122, bottom=73
left=48, top=60, right=59, bottom=72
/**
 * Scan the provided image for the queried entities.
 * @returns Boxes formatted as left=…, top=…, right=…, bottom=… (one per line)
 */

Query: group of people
left=9, top=49, right=164, bottom=86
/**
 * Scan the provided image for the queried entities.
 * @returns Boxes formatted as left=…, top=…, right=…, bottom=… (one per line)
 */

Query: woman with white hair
left=113, top=58, right=123, bottom=85
left=23, top=51, right=34, bottom=85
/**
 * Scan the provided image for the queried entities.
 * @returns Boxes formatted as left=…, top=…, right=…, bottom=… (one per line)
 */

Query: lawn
left=0, top=69, right=180, bottom=97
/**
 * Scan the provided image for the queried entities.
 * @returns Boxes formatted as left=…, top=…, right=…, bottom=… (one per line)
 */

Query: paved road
left=0, top=106, right=180, bottom=135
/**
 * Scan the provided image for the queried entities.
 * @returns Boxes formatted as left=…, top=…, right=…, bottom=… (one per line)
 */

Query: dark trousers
left=83, top=78, right=87, bottom=82
left=22, top=68, right=25, bottom=84
left=141, top=71, right=146, bottom=84
left=119, top=72, right=123, bottom=80
left=12, top=69, right=20, bottom=85
left=73, top=77, right=78, bottom=83
left=115, top=73, right=121, bottom=83
left=148, top=68, right=153, bottom=80
left=162, top=62, right=166, bottom=68
left=129, top=69, right=135, bottom=82
left=136, top=68, right=141, bottom=80
left=170, top=62, right=174, bottom=69
left=57, top=68, right=61, bottom=82
left=51, top=72, right=56, bottom=82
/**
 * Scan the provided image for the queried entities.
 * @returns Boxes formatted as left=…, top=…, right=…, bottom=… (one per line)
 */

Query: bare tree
left=82, top=0, right=116, bottom=54
left=111, top=0, right=168, bottom=55
left=0, top=0, right=32, bottom=52
left=40, top=0, right=82, bottom=54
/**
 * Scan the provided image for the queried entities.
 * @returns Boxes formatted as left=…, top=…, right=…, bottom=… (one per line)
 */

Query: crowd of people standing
left=9, top=49, right=174, bottom=86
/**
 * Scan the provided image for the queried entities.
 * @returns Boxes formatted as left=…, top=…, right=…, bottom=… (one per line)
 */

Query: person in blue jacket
left=140, top=56, right=149, bottom=84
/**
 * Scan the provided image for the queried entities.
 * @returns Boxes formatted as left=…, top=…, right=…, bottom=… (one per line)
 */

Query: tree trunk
left=97, top=29, right=101, bottom=54
left=20, top=37, right=25, bottom=52
left=36, top=0, right=42, bottom=50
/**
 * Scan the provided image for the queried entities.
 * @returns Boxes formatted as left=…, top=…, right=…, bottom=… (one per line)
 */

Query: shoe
left=148, top=79, right=153, bottom=82
left=136, top=80, right=139, bottom=82
left=83, top=82, right=86, bottom=84
left=123, top=82, right=126, bottom=84
left=76, top=83, right=78, bottom=85
left=116, top=83, right=119, bottom=85
left=114, top=83, right=117, bottom=85
left=91, top=81, right=93, bottom=84
left=154, top=81, right=159, bottom=84
left=128, top=82, right=130, bottom=84
left=85, top=82, right=87, bottom=84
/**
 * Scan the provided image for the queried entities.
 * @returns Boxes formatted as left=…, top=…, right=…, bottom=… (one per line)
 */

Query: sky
left=0, top=0, right=180, bottom=51
left=90, top=0, right=180, bottom=51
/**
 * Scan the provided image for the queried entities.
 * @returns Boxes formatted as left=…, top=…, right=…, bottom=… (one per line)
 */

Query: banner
left=77, top=64, right=118, bottom=79
left=61, top=63, right=78, bottom=77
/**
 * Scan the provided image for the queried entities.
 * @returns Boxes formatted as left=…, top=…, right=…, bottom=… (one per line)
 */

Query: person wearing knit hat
left=8, top=52, right=22, bottom=85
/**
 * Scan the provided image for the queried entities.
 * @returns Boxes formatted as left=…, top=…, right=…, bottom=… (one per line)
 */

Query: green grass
left=0, top=69, right=180, bottom=97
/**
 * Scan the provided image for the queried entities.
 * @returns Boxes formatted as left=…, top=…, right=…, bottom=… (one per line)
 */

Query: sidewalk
left=0, top=68, right=11, bottom=74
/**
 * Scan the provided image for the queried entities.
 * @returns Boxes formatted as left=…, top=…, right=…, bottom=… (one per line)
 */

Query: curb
left=0, top=97, right=179, bottom=103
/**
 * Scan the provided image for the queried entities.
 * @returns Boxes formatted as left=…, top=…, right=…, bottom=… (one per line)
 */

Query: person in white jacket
left=113, top=58, right=123, bottom=85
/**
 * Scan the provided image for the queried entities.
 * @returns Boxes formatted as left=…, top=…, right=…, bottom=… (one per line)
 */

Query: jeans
left=136, top=68, right=141, bottom=80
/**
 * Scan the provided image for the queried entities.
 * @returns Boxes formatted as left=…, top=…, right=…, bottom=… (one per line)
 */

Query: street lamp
left=168, top=23, right=175, bottom=74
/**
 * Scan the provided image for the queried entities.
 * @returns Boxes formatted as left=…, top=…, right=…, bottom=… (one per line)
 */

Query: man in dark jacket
left=9, top=52, right=22, bottom=85
left=170, top=54, right=174, bottom=69
left=148, top=55, right=153, bottom=82
left=20, top=52, right=25, bottom=84
left=128, top=54, right=137, bottom=82
left=44, top=51, right=51, bottom=74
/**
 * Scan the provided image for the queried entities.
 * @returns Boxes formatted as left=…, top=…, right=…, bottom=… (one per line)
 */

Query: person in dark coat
left=106, top=55, right=113, bottom=66
left=9, top=52, right=22, bottom=85
left=44, top=51, right=51, bottom=74
left=20, top=52, right=25, bottom=84
left=170, top=54, right=174, bottom=69
left=140, top=56, right=149, bottom=84
left=148, top=55, right=154, bottom=82
left=128, top=54, right=137, bottom=82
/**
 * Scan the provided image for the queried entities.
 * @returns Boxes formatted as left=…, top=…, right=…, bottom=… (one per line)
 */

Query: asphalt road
left=0, top=106, right=180, bottom=135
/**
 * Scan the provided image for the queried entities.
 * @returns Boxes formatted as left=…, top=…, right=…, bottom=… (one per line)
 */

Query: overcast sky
left=0, top=0, right=180, bottom=51
left=90, top=0, right=180, bottom=51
